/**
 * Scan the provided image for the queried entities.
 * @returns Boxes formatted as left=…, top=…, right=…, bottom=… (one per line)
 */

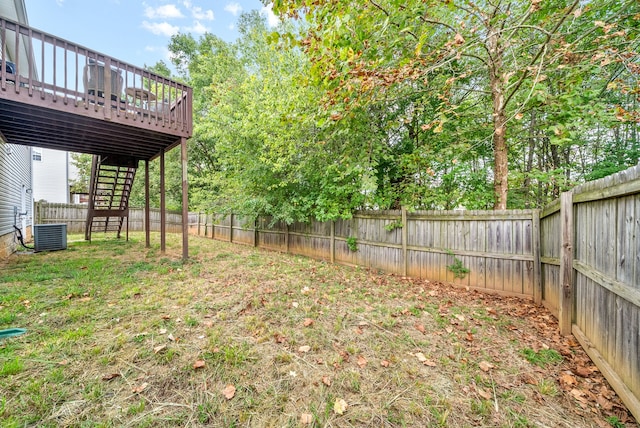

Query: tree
left=272, top=0, right=639, bottom=209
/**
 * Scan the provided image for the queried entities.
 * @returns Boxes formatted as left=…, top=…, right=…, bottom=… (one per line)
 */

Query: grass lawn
left=0, top=233, right=636, bottom=427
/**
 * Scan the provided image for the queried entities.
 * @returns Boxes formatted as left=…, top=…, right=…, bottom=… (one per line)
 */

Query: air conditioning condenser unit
left=34, top=224, right=67, bottom=252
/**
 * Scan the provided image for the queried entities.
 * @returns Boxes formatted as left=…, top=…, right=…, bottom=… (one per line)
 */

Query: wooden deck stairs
left=85, top=155, right=138, bottom=241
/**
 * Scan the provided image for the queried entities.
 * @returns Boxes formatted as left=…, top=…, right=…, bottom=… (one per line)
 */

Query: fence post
left=254, top=218, right=259, bottom=247
left=330, top=221, right=335, bottom=264
left=401, top=207, right=408, bottom=277
left=230, top=213, right=234, bottom=243
left=559, top=191, right=574, bottom=335
left=285, top=223, right=290, bottom=253
left=532, top=209, right=542, bottom=304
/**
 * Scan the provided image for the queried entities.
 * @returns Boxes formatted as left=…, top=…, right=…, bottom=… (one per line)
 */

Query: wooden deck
left=0, top=17, right=192, bottom=161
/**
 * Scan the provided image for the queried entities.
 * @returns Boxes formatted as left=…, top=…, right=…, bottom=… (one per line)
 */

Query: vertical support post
left=160, top=148, right=166, bottom=253
left=254, top=218, right=259, bottom=247
left=104, top=60, right=112, bottom=119
left=401, top=207, right=408, bottom=277
left=532, top=209, right=542, bottom=304
left=559, top=191, right=574, bottom=335
left=330, top=221, right=335, bottom=264
left=181, top=137, right=189, bottom=260
left=212, top=214, right=216, bottom=240
left=285, top=224, right=290, bottom=253
left=230, top=213, right=234, bottom=243
left=145, top=159, right=150, bottom=248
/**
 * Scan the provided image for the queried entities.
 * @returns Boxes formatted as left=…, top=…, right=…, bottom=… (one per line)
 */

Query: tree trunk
left=487, top=25, right=508, bottom=210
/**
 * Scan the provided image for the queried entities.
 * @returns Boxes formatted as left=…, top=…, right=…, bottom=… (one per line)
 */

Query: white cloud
left=141, top=21, right=180, bottom=37
left=224, top=2, right=242, bottom=16
left=228, top=23, right=235, bottom=31
left=261, top=3, right=280, bottom=27
left=55, top=0, right=64, bottom=6
left=191, top=6, right=214, bottom=21
left=144, top=4, right=184, bottom=19
left=184, top=21, right=209, bottom=35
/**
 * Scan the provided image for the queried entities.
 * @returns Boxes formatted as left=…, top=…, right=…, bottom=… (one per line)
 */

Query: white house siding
left=0, top=0, right=33, bottom=256
left=32, top=148, right=69, bottom=203
left=0, top=143, right=32, bottom=257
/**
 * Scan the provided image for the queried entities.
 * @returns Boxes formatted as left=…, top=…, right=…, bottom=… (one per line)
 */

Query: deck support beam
left=160, top=148, right=166, bottom=253
left=181, top=137, right=189, bottom=260
left=145, top=159, right=150, bottom=248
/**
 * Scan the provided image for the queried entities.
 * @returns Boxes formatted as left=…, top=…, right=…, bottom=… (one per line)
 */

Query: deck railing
left=0, top=16, right=192, bottom=137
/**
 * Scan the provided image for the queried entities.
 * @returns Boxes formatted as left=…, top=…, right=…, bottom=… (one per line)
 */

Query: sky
left=25, top=0, right=279, bottom=69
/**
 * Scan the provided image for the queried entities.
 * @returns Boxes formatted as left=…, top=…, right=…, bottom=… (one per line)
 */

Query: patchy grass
left=0, top=233, right=636, bottom=427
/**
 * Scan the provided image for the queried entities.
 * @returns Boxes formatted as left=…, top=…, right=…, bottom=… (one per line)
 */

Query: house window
left=32, top=149, right=42, bottom=162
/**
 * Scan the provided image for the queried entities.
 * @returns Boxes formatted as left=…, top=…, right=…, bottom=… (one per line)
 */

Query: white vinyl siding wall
left=32, top=148, right=69, bottom=203
left=0, top=143, right=32, bottom=250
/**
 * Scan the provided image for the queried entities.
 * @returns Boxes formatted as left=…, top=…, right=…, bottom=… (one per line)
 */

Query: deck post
left=160, top=148, right=166, bottom=253
left=181, top=137, right=189, bottom=260
left=145, top=159, right=150, bottom=248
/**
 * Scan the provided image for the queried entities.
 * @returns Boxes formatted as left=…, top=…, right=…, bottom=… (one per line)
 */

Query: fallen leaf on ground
left=415, top=323, right=426, bottom=334
left=357, top=355, right=368, bottom=368
left=415, top=352, right=428, bottom=363
left=575, top=365, right=592, bottom=377
left=479, top=361, right=494, bottom=372
left=354, top=327, right=363, bottom=335
left=167, top=333, right=175, bottom=341
left=381, top=360, right=390, bottom=367
left=161, top=315, right=171, bottom=320
left=303, top=318, right=314, bottom=327
left=560, top=372, right=577, bottom=387
left=132, top=382, right=148, bottom=393
left=300, top=413, right=313, bottom=425
left=193, top=360, right=205, bottom=369
left=153, top=344, right=167, bottom=354
left=159, top=328, right=167, bottom=334
left=334, top=398, right=348, bottom=415
left=596, top=394, right=613, bottom=411
left=322, top=375, right=331, bottom=386
left=299, top=345, right=311, bottom=353
left=477, top=388, right=492, bottom=400
left=222, top=384, right=236, bottom=400
left=102, top=373, right=120, bottom=381
left=423, top=360, right=437, bottom=367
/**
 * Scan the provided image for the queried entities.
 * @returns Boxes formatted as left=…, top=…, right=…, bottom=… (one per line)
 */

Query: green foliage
left=519, top=348, right=563, bottom=368
left=156, top=1, right=640, bottom=219
left=346, top=236, right=358, bottom=252
left=606, top=416, right=625, bottom=428
left=384, top=220, right=403, bottom=232
left=446, top=250, right=470, bottom=279
left=69, top=153, right=92, bottom=195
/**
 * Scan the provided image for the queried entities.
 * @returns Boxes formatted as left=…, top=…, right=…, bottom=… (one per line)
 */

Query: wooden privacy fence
left=191, top=210, right=540, bottom=298
left=539, top=165, right=640, bottom=419
left=34, top=202, right=183, bottom=234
